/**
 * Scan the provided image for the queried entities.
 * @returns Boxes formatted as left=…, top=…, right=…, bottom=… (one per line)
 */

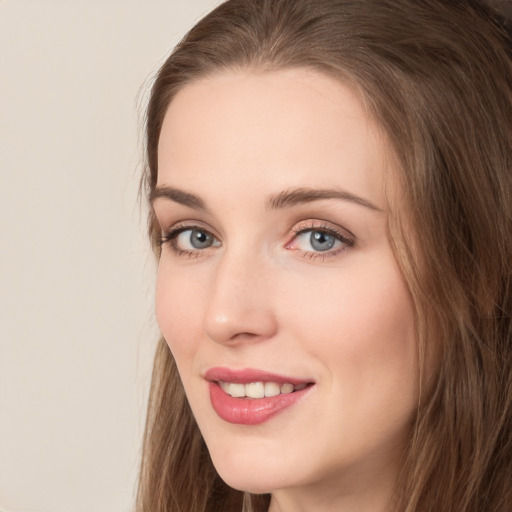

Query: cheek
left=155, top=248, right=417, bottom=395
left=155, top=262, right=204, bottom=362
left=281, top=256, right=417, bottom=390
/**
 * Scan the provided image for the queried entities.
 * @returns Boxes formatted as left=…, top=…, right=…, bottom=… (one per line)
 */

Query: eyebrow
left=266, top=187, right=382, bottom=212
left=151, top=185, right=381, bottom=212
left=150, top=186, right=208, bottom=212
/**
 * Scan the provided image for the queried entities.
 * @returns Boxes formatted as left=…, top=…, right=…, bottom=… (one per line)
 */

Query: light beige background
left=0, top=1, right=222, bottom=511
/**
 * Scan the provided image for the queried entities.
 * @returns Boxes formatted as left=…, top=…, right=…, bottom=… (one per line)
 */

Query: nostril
left=205, top=330, right=268, bottom=345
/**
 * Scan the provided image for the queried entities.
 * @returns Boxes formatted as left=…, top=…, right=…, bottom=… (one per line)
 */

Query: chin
left=207, top=444, right=294, bottom=494
left=214, top=469, right=281, bottom=495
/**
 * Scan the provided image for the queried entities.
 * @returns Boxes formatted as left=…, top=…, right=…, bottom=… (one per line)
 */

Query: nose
left=203, top=249, right=278, bottom=345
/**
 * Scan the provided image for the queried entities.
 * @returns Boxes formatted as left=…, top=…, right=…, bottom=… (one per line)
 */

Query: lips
left=205, top=367, right=314, bottom=425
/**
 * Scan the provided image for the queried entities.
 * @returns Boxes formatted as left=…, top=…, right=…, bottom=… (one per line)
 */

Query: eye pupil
left=310, top=231, right=335, bottom=251
left=190, top=230, right=212, bottom=249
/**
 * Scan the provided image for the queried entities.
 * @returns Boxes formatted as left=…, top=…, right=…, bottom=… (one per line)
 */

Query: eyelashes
left=159, top=220, right=355, bottom=261
left=158, top=223, right=220, bottom=258
left=287, top=223, right=354, bottom=260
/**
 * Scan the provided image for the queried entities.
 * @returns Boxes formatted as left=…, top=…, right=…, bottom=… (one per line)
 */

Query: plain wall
left=0, top=1, right=222, bottom=511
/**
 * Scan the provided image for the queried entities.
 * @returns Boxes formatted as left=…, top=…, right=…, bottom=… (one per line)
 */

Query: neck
left=268, top=487, right=392, bottom=512
left=266, top=459, right=397, bottom=512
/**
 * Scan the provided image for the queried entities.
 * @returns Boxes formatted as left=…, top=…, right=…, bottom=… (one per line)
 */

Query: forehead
left=157, top=68, right=390, bottom=210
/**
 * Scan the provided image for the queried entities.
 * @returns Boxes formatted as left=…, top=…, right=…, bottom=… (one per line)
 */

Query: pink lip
left=205, top=367, right=314, bottom=425
left=204, top=367, right=311, bottom=385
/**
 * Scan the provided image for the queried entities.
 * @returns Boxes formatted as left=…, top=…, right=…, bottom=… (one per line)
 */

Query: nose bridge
left=203, top=243, right=277, bottom=344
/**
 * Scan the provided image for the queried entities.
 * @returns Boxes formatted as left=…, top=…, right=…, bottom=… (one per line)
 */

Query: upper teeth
left=219, top=381, right=307, bottom=398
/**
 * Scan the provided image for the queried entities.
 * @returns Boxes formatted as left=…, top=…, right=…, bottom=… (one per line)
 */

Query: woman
left=137, top=1, right=512, bottom=511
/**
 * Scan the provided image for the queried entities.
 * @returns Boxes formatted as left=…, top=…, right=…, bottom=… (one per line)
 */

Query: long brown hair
left=137, top=1, right=512, bottom=511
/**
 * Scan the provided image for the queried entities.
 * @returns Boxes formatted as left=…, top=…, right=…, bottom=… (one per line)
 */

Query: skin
left=153, top=68, right=418, bottom=512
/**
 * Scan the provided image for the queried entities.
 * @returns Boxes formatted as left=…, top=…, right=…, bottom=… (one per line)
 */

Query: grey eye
left=174, top=228, right=219, bottom=251
left=310, top=231, right=336, bottom=251
left=189, top=229, right=214, bottom=249
left=291, top=229, right=345, bottom=253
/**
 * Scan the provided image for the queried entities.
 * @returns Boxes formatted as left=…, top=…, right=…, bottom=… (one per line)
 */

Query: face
left=153, top=68, right=418, bottom=510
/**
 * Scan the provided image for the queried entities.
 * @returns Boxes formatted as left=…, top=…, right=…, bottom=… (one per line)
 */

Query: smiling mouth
left=218, top=380, right=310, bottom=398
left=206, top=368, right=315, bottom=425
left=204, top=367, right=315, bottom=423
